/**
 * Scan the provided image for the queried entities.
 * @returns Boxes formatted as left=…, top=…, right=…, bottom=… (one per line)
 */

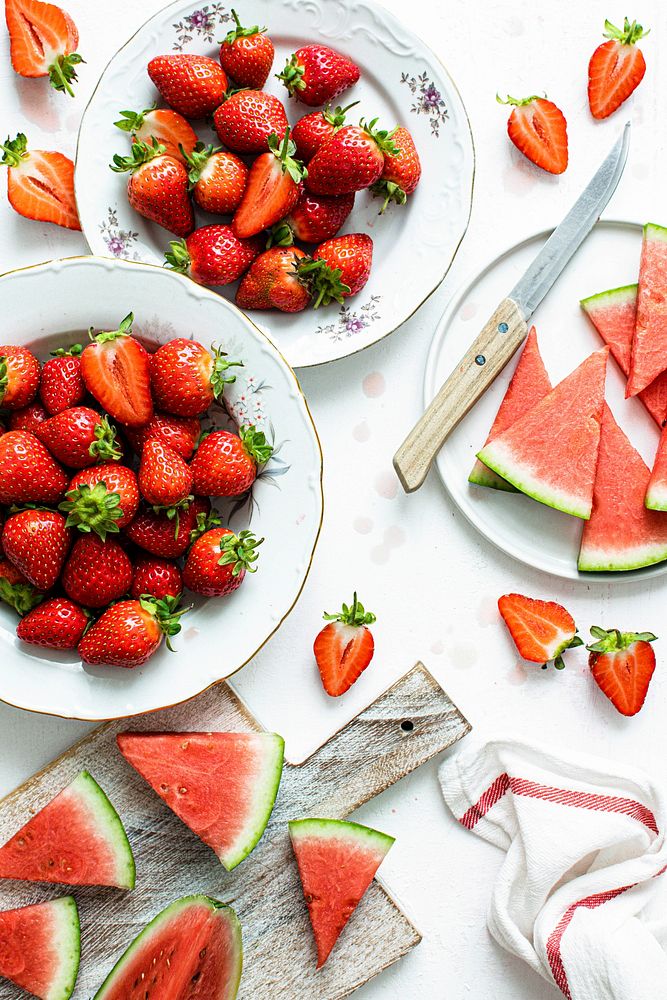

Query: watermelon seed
left=400, top=720, right=414, bottom=732
left=192, top=972, right=201, bottom=983
left=179, top=787, right=188, bottom=794
left=200, top=948, right=207, bottom=958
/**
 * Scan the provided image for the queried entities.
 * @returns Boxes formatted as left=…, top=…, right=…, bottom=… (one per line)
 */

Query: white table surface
left=1, top=0, right=665, bottom=996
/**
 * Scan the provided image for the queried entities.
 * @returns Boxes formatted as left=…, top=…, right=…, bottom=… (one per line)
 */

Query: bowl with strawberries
left=0, top=255, right=323, bottom=721
left=75, top=0, right=474, bottom=367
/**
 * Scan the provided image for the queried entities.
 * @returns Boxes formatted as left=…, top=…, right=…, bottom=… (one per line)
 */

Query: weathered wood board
left=0, top=664, right=470, bottom=999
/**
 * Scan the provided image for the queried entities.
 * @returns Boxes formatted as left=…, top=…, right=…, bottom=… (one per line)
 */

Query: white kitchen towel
left=439, top=737, right=667, bottom=999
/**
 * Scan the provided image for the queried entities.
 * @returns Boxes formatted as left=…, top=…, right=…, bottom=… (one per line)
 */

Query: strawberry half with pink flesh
left=39, top=343, right=84, bottom=414
left=62, top=534, right=132, bottom=608
left=0, top=557, right=42, bottom=615
left=78, top=596, right=187, bottom=667
left=278, top=44, right=360, bottom=107
left=370, top=125, right=422, bottom=212
left=61, top=464, right=140, bottom=538
left=111, top=139, right=193, bottom=237
left=8, top=401, right=48, bottom=433
left=147, top=54, right=227, bottom=118
left=150, top=338, right=242, bottom=417
left=190, top=426, right=272, bottom=496
left=0, top=430, right=68, bottom=505
left=292, top=102, right=359, bottom=163
left=5, top=0, right=83, bottom=95
left=313, top=593, right=376, bottom=697
left=80, top=313, right=153, bottom=428
left=218, top=8, right=274, bottom=89
left=587, top=626, right=657, bottom=716
left=232, top=130, right=306, bottom=239
left=114, top=106, right=197, bottom=162
left=1, top=133, right=80, bottom=230
left=2, top=509, right=71, bottom=590
left=268, top=191, right=354, bottom=246
left=125, top=412, right=200, bottom=460
left=183, top=527, right=262, bottom=597
left=498, top=593, right=583, bottom=669
left=213, top=90, right=288, bottom=154
left=588, top=18, right=648, bottom=120
left=131, top=556, right=182, bottom=601
left=298, top=233, right=373, bottom=307
left=0, top=345, right=40, bottom=410
left=165, top=226, right=262, bottom=287
left=236, top=247, right=310, bottom=312
left=36, top=406, right=121, bottom=468
left=184, top=144, right=248, bottom=214
left=306, top=119, right=398, bottom=196
left=17, top=596, right=87, bottom=649
left=499, top=94, right=568, bottom=175
left=138, top=438, right=193, bottom=512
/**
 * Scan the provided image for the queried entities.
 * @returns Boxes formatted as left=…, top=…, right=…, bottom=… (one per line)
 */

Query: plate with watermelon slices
left=425, top=219, right=667, bottom=581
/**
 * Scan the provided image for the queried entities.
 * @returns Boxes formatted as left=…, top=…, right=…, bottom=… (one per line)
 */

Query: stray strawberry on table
left=1, top=133, right=80, bottom=230
left=587, top=626, right=657, bottom=716
left=588, top=17, right=648, bottom=119
left=498, top=593, right=583, bottom=670
left=5, top=0, right=83, bottom=95
left=498, top=94, right=568, bottom=175
left=313, top=592, right=376, bottom=696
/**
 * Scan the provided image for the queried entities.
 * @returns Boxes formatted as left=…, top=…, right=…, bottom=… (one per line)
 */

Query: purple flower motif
left=315, top=296, right=382, bottom=342
left=173, top=3, right=229, bottom=50
left=186, top=9, right=209, bottom=29
left=106, top=235, right=126, bottom=257
left=422, top=84, right=442, bottom=108
left=401, top=71, right=449, bottom=137
left=346, top=316, right=366, bottom=335
left=98, top=207, right=140, bottom=261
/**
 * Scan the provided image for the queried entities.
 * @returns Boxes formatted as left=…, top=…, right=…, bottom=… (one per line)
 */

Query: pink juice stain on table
left=362, top=372, right=385, bottom=398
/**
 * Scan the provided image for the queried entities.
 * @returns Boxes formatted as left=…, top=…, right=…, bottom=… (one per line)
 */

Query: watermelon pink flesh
left=579, top=404, right=667, bottom=571
left=581, top=284, right=667, bottom=426
left=289, top=818, right=395, bottom=969
left=0, top=771, right=135, bottom=889
left=627, top=223, right=667, bottom=398
left=0, top=897, right=80, bottom=1000
left=645, top=420, right=667, bottom=510
left=469, top=327, right=552, bottom=491
left=117, top=732, right=284, bottom=871
left=476, top=348, right=608, bottom=519
left=94, top=895, right=242, bottom=1000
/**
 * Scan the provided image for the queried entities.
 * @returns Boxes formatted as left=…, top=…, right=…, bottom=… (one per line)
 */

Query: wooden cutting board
left=0, top=663, right=470, bottom=999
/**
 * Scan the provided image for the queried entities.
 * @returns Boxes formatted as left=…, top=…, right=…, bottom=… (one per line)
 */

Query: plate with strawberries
left=0, top=255, right=323, bottom=721
left=75, top=0, right=474, bottom=367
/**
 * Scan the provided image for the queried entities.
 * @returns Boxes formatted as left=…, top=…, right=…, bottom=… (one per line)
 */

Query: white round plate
left=425, top=219, right=667, bottom=582
left=75, top=0, right=474, bottom=369
left=0, top=257, right=323, bottom=720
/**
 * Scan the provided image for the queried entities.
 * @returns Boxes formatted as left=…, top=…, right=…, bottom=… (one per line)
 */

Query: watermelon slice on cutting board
left=581, top=284, right=667, bottom=426
left=117, top=732, right=284, bottom=871
left=94, top=895, right=242, bottom=1000
left=289, top=818, right=395, bottom=969
left=627, top=223, right=667, bottom=398
left=0, top=897, right=80, bottom=1000
left=469, top=327, right=552, bottom=491
left=476, top=347, right=608, bottom=519
left=0, top=771, right=135, bottom=889
left=579, top=405, right=667, bottom=571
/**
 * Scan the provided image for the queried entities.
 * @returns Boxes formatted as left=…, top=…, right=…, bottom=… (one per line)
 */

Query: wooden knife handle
left=394, top=297, right=528, bottom=493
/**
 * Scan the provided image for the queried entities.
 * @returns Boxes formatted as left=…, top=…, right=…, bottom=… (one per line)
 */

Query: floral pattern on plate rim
left=401, top=71, right=449, bottom=136
left=172, top=3, right=230, bottom=50
left=315, top=295, right=382, bottom=342
left=99, top=206, right=142, bottom=261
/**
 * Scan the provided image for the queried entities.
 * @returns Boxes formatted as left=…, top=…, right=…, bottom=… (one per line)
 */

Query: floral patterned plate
left=75, top=0, right=474, bottom=368
left=0, top=256, right=323, bottom=721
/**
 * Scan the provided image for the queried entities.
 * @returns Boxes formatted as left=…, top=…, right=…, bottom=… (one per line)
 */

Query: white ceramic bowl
left=0, top=256, right=323, bottom=720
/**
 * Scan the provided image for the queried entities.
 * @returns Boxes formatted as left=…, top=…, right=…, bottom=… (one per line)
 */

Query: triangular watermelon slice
left=0, top=897, right=80, bottom=1000
left=469, top=327, right=552, bottom=491
left=627, top=223, right=667, bottom=398
left=477, top=348, right=608, bottom=519
left=289, top=818, right=395, bottom=969
left=579, top=405, right=667, bottom=571
left=117, top=731, right=284, bottom=871
left=0, top=771, right=135, bottom=889
left=581, top=284, right=667, bottom=426
left=645, top=423, right=667, bottom=510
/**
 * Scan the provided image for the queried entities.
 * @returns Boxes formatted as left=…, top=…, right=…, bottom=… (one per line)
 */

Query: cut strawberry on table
left=36, top=406, right=121, bottom=468
left=213, top=89, right=289, bottom=154
left=147, top=53, right=227, bottom=119
left=236, top=246, right=311, bottom=312
left=80, top=313, right=153, bottom=428
left=0, top=345, right=40, bottom=411
left=1, top=133, right=80, bottom=230
left=219, top=8, right=274, bottom=89
left=184, top=144, right=248, bottom=215
left=2, top=509, right=71, bottom=591
left=498, top=593, right=583, bottom=670
left=587, top=626, right=657, bottom=716
left=268, top=191, right=354, bottom=247
left=499, top=94, right=568, bottom=175
left=190, top=426, right=272, bottom=497
left=588, top=18, right=648, bottom=120
left=111, top=139, right=193, bottom=237
left=306, top=119, right=399, bottom=196
left=165, top=225, right=262, bottom=287
left=313, top=593, right=376, bottom=697
left=79, top=596, right=187, bottom=667
left=292, top=102, right=359, bottom=163
left=16, top=596, right=88, bottom=650
left=150, top=337, right=243, bottom=416
left=232, top=130, right=307, bottom=239
left=5, top=0, right=83, bottom=95
left=183, top=527, right=262, bottom=597
left=114, top=105, right=197, bottom=163
left=278, top=43, right=360, bottom=107
left=370, top=125, right=422, bottom=212
left=39, top=343, right=84, bottom=415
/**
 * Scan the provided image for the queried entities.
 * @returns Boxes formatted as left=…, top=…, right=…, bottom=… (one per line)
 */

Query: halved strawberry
left=1, top=133, right=80, bottom=230
left=499, top=94, right=568, bottom=175
left=498, top=593, right=583, bottom=669
left=313, top=593, right=376, bottom=697
left=5, top=0, right=83, bottom=95
left=114, top=106, right=198, bottom=162
left=232, top=130, right=306, bottom=239
left=588, top=18, right=648, bottom=119
left=587, top=626, right=657, bottom=716
left=80, top=313, right=153, bottom=428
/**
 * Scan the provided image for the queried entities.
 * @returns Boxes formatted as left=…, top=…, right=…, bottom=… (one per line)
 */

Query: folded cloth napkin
left=439, top=737, right=667, bottom=999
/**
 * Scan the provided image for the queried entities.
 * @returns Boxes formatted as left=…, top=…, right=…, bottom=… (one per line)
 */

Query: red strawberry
left=219, top=9, right=274, bottom=88
left=190, top=426, right=272, bottom=496
left=299, top=233, right=373, bottom=306
left=131, top=556, right=183, bottom=601
left=80, top=313, right=153, bottom=428
left=0, top=557, right=43, bottom=614
left=147, top=54, right=227, bottom=119
left=36, top=406, right=121, bottom=468
left=5, top=0, right=83, bottom=95
left=183, top=527, right=261, bottom=597
left=111, top=140, right=194, bottom=237
left=150, top=338, right=242, bottom=417
left=165, top=225, right=261, bottom=288
left=126, top=498, right=211, bottom=558
left=8, top=401, right=49, bottom=433
left=231, top=130, right=306, bottom=240
left=292, top=102, right=359, bottom=163
left=370, top=126, right=421, bottom=212
left=138, top=438, right=193, bottom=510
left=278, top=44, right=360, bottom=107
left=39, top=344, right=85, bottom=414
left=61, top=464, right=140, bottom=537
left=588, top=19, right=648, bottom=119
left=587, top=626, right=656, bottom=716
left=114, top=106, right=197, bottom=162
left=499, top=94, right=568, bottom=175
left=306, top=120, right=398, bottom=196
left=2, top=509, right=71, bottom=590
left=16, top=596, right=87, bottom=649
left=78, top=596, right=186, bottom=667
left=1, top=133, right=80, bottom=229
left=498, top=593, right=583, bottom=669
left=236, top=247, right=310, bottom=312
left=313, top=593, right=376, bottom=697
left=0, top=345, right=40, bottom=410
left=62, top=534, right=132, bottom=608
left=125, top=412, right=200, bottom=461
left=213, top=90, right=288, bottom=154
left=184, top=144, right=248, bottom=214
left=0, top=430, right=68, bottom=505
left=269, top=191, right=354, bottom=246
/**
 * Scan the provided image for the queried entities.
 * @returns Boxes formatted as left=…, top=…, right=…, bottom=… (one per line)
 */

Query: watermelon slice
left=0, top=897, right=80, bottom=1000
left=476, top=348, right=608, bottom=519
left=581, top=284, right=667, bottom=426
left=117, top=732, right=284, bottom=871
left=627, top=223, right=667, bottom=398
left=289, top=818, right=395, bottom=969
left=579, top=405, right=667, bottom=571
left=646, top=425, right=667, bottom=509
left=469, top=327, right=552, bottom=491
left=0, top=771, right=135, bottom=889
left=94, top=895, right=242, bottom=1000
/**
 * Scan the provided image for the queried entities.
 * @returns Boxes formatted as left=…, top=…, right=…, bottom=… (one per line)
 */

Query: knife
left=393, top=122, right=631, bottom=494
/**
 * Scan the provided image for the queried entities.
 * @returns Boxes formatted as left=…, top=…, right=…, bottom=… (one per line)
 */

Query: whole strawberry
left=190, top=426, right=272, bottom=496
left=111, top=139, right=194, bottom=237
left=0, top=430, right=68, bottom=505
left=62, top=534, right=132, bottom=608
left=183, top=527, right=261, bottom=597
left=8, top=401, right=49, bottom=433
left=184, top=144, right=248, bottom=215
left=114, top=106, right=197, bottom=162
left=126, top=498, right=211, bottom=558
left=147, top=54, right=227, bottom=118
left=138, top=438, right=193, bottom=510
left=298, top=233, right=373, bottom=306
left=292, top=102, right=359, bottom=163
left=131, top=556, right=183, bottom=601
left=232, top=130, right=307, bottom=239
left=0, top=345, right=40, bottom=410
left=17, top=597, right=88, bottom=650
left=165, top=226, right=262, bottom=288
left=39, top=344, right=84, bottom=414
left=0, top=558, right=43, bottom=615
left=36, top=406, right=121, bottom=468
left=219, top=9, right=274, bottom=89
left=269, top=191, right=354, bottom=246
left=150, top=338, right=242, bottom=417
left=306, top=119, right=399, bottom=195
left=2, top=509, right=71, bottom=590
left=236, top=247, right=310, bottom=312
left=81, top=313, right=153, bottom=428
left=125, top=412, right=200, bottom=460
left=61, top=464, right=140, bottom=537
left=78, top=596, right=187, bottom=667
left=370, top=126, right=421, bottom=212
left=278, top=44, right=360, bottom=107
left=213, top=90, right=288, bottom=154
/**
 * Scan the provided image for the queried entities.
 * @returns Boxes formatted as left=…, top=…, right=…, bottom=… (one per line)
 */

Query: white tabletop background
left=1, top=0, right=665, bottom=995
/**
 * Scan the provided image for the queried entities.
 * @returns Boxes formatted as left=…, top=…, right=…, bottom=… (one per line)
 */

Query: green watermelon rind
left=578, top=539, right=667, bottom=573
left=18, top=896, right=81, bottom=1000
left=288, top=818, right=395, bottom=856
left=476, top=440, right=592, bottom=519
left=72, top=772, right=136, bottom=890
left=645, top=483, right=667, bottom=511
left=93, top=895, right=243, bottom=1000
left=580, top=283, right=638, bottom=315
left=468, top=459, right=519, bottom=493
left=645, top=222, right=667, bottom=243
left=222, top=734, right=285, bottom=872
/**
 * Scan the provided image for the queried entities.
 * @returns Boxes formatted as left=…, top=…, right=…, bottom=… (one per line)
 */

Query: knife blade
left=393, top=123, right=631, bottom=494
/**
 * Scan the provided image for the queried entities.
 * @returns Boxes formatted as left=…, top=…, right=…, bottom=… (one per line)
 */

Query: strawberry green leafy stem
left=114, top=105, right=157, bottom=133
left=0, top=577, right=43, bottom=616
left=240, top=424, right=273, bottom=464
left=183, top=142, right=223, bottom=187
left=220, top=8, right=267, bottom=43
left=0, top=356, right=8, bottom=404
left=297, top=257, right=351, bottom=309
left=110, top=139, right=166, bottom=173
left=88, top=312, right=134, bottom=344
left=139, top=594, right=189, bottom=652
left=360, top=118, right=400, bottom=158
left=277, top=51, right=308, bottom=96
left=586, top=626, right=657, bottom=653
left=370, top=178, right=407, bottom=213
left=89, top=416, right=122, bottom=462
left=189, top=509, right=222, bottom=545
left=602, top=18, right=648, bottom=45
left=323, top=592, right=376, bottom=626
left=323, top=101, right=360, bottom=128
left=496, top=93, right=545, bottom=107
left=0, top=133, right=30, bottom=168
left=542, top=634, right=583, bottom=671
left=48, top=52, right=85, bottom=98
left=267, top=129, right=307, bottom=184
left=59, top=482, right=123, bottom=541
left=152, top=495, right=195, bottom=538
left=218, top=530, right=263, bottom=576
left=51, top=344, right=82, bottom=358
